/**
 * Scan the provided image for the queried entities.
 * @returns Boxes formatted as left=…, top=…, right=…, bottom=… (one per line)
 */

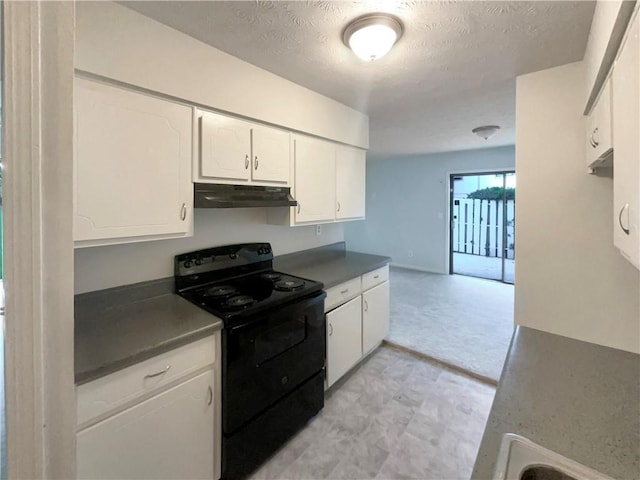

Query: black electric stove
left=175, top=243, right=323, bottom=325
left=175, top=243, right=326, bottom=480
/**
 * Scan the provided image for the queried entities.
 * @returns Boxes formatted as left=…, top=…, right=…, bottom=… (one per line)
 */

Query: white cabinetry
left=268, top=134, right=367, bottom=226
left=585, top=79, right=613, bottom=170
left=362, top=269, right=390, bottom=354
left=77, top=370, right=215, bottom=480
left=611, top=11, right=640, bottom=269
left=326, top=296, right=362, bottom=388
left=197, top=111, right=290, bottom=185
left=74, top=78, right=193, bottom=247
left=336, top=146, right=366, bottom=220
left=293, top=135, right=336, bottom=223
left=76, top=333, right=221, bottom=480
left=324, top=265, right=390, bottom=388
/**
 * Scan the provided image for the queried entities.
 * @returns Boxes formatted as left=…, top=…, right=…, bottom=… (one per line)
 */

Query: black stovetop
left=174, top=243, right=324, bottom=325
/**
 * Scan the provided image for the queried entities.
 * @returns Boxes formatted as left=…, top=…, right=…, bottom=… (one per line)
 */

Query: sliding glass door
left=449, top=171, right=516, bottom=284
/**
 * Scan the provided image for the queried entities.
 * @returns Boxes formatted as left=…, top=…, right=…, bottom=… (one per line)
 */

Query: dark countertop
left=274, top=242, right=391, bottom=288
left=75, top=278, right=222, bottom=385
left=472, top=326, right=640, bottom=479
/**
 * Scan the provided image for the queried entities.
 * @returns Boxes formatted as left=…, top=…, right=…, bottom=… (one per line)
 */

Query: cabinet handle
left=180, top=203, right=187, bottom=221
left=207, top=386, right=213, bottom=406
left=364, top=300, right=368, bottom=312
left=297, top=204, right=301, bottom=214
left=589, top=133, right=596, bottom=148
left=618, top=203, right=630, bottom=235
left=255, top=156, right=259, bottom=170
left=373, top=275, right=380, bottom=279
left=340, top=288, right=349, bottom=294
left=592, top=127, right=599, bottom=147
left=245, top=154, right=249, bottom=169
left=329, top=323, right=333, bottom=336
left=144, top=365, right=171, bottom=379
left=337, top=201, right=341, bottom=212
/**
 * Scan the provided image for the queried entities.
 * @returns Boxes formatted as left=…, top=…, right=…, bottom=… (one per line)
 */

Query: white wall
left=75, top=209, right=344, bottom=293
left=515, top=61, right=640, bottom=354
left=344, top=146, right=515, bottom=274
left=75, top=1, right=368, bottom=149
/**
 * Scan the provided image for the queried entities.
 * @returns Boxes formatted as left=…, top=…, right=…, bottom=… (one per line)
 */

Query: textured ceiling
left=122, top=1, right=595, bottom=159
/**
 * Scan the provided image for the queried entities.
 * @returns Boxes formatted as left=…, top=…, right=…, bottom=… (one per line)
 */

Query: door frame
left=446, top=169, right=515, bottom=280
left=3, top=2, right=76, bottom=477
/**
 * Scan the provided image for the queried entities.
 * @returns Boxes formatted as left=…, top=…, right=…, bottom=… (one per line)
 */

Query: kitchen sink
left=494, top=434, right=614, bottom=480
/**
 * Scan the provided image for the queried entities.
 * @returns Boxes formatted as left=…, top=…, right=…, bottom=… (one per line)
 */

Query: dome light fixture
left=343, top=13, right=404, bottom=62
left=472, top=125, right=501, bottom=140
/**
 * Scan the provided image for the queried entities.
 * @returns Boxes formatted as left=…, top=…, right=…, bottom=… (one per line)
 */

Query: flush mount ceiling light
left=472, top=125, right=501, bottom=140
left=343, top=13, right=404, bottom=62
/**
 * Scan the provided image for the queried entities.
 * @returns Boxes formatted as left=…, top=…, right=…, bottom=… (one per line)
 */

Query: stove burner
left=224, top=295, right=256, bottom=310
left=274, top=279, right=305, bottom=292
left=203, top=285, right=238, bottom=298
left=261, top=273, right=282, bottom=281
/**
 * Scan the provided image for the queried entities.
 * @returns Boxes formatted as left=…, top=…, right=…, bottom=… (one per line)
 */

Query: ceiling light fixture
left=472, top=125, right=501, bottom=140
left=343, top=13, right=404, bottom=62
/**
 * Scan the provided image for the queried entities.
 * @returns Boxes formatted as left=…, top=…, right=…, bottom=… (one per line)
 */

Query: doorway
left=449, top=171, right=516, bottom=284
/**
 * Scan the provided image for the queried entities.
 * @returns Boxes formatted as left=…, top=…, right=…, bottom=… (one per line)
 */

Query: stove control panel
left=174, top=243, right=274, bottom=286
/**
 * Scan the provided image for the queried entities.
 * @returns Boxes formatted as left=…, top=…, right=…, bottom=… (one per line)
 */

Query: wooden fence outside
left=452, top=198, right=515, bottom=259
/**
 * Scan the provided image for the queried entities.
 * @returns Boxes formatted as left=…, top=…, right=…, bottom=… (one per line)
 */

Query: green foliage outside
left=467, top=186, right=515, bottom=201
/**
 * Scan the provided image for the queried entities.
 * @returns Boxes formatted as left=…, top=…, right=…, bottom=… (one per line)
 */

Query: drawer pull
left=373, top=275, right=379, bottom=279
left=207, top=386, right=213, bottom=406
left=144, top=365, right=171, bottom=379
left=340, top=289, right=349, bottom=294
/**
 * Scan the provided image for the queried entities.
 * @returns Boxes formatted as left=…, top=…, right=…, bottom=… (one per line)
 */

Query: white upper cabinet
left=74, top=78, right=193, bottom=246
left=268, top=134, right=367, bottom=226
left=199, top=112, right=252, bottom=182
left=197, top=111, right=290, bottom=186
left=611, top=11, right=640, bottom=269
left=293, top=135, right=336, bottom=224
left=335, top=146, right=366, bottom=220
left=585, top=79, right=613, bottom=170
left=251, top=125, right=290, bottom=183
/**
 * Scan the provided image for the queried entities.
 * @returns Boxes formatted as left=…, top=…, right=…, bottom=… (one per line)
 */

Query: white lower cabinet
left=76, top=333, right=221, bottom=480
left=326, top=296, right=362, bottom=388
left=77, top=370, right=215, bottom=480
left=324, top=265, right=390, bottom=388
left=362, top=281, right=390, bottom=355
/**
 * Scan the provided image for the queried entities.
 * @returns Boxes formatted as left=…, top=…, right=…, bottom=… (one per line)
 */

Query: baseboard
left=389, top=263, right=447, bottom=275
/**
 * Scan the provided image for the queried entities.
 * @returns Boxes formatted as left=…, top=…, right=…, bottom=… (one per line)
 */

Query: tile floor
left=387, top=268, right=514, bottom=382
left=250, top=345, right=495, bottom=480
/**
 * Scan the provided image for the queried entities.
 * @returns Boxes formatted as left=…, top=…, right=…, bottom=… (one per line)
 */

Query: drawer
left=362, top=265, right=389, bottom=291
left=77, top=334, right=217, bottom=427
left=325, top=277, right=362, bottom=312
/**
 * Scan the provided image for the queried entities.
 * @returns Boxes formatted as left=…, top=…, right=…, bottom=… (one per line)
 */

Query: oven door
left=222, top=292, right=325, bottom=435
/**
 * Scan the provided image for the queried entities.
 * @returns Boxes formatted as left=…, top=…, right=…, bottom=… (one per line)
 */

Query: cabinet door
left=612, top=13, right=640, bottom=269
left=251, top=125, right=290, bottom=184
left=74, top=79, right=193, bottom=244
left=326, top=296, right=362, bottom=388
left=362, top=281, right=390, bottom=354
left=200, top=112, right=251, bottom=182
left=335, top=146, right=366, bottom=220
left=77, top=370, right=216, bottom=480
left=294, top=136, right=336, bottom=224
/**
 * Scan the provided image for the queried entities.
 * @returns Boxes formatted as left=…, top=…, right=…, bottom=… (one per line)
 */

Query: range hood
left=194, top=183, right=298, bottom=208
